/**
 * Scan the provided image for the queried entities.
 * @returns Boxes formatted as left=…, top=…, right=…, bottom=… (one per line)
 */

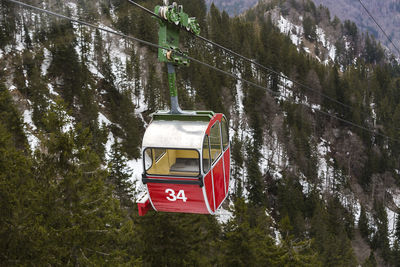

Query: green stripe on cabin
left=153, top=111, right=214, bottom=122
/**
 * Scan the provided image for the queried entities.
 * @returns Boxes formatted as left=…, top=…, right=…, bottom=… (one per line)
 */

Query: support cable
left=127, top=0, right=368, bottom=115
left=5, top=0, right=400, bottom=144
left=357, top=0, right=400, bottom=57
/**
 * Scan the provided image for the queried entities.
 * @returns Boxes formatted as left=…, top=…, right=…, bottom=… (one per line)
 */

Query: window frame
left=202, top=135, right=212, bottom=174
left=153, top=148, right=166, bottom=162
left=144, top=148, right=153, bottom=171
left=221, top=116, right=229, bottom=151
left=209, top=121, right=223, bottom=165
left=143, top=147, right=201, bottom=178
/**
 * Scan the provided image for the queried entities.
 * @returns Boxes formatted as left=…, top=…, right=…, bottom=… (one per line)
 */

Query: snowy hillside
left=2, top=0, right=400, bottom=265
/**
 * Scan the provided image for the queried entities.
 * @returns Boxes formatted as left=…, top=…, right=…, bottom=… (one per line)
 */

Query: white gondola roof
left=142, top=119, right=209, bottom=150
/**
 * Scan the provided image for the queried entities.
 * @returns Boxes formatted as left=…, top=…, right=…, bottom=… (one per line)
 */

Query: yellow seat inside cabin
left=147, top=149, right=200, bottom=176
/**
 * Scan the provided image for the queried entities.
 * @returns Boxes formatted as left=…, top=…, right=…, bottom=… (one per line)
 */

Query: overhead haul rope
left=129, top=0, right=400, bottom=140
left=4, top=0, right=278, bottom=96
left=127, top=0, right=375, bottom=119
left=5, top=0, right=400, bottom=144
left=357, top=0, right=400, bottom=58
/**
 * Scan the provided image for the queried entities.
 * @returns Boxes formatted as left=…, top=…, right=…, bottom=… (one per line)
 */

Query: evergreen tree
left=371, top=202, right=390, bottom=261
left=108, top=141, right=134, bottom=209
left=359, top=205, right=370, bottom=241
left=231, top=132, right=244, bottom=195
left=0, top=122, right=40, bottom=265
left=94, top=29, right=103, bottom=66
left=362, top=252, right=377, bottom=267
left=32, top=101, right=138, bottom=265
left=246, top=141, right=264, bottom=207
left=48, top=20, right=81, bottom=107
left=132, top=49, right=142, bottom=105
left=303, top=16, right=317, bottom=42
left=392, top=241, right=400, bottom=267
left=221, top=197, right=254, bottom=265
left=0, top=82, right=27, bottom=148
left=279, top=215, right=321, bottom=266
left=396, top=211, right=400, bottom=241
left=221, top=198, right=286, bottom=266
left=145, top=64, right=161, bottom=112
left=135, top=212, right=220, bottom=265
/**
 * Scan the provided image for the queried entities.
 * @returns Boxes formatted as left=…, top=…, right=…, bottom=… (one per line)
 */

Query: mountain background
left=1, top=0, right=400, bottom=265
left=205, top=0, right=259, bottom=15
left=312, top=0, right=400, bottom=56
left=209, top=0, right=400, bottom=59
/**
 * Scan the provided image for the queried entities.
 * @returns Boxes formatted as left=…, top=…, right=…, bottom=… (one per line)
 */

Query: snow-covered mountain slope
left=269, top=9, right=337, bottom=64
left=313, top=0, right=400, bottom=57
left=205, top=0, right=259, bottom=15
left=2, top=1, right=400, bottom=264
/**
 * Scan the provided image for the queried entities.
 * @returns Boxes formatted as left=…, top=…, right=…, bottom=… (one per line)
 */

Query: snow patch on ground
left=98, top=112, right=112, bottom=126
left=388, top=188, right=400, bottom=208
left=265, top=209, right=281, bottom=245
left=311, top=103, right=321, bottom=111
left=299, top=173, right=311, bottom=195
left=314, top=138, right=360, bottom=219
left=273, top=15, right=337, bottom=63
left=66, top=2, right=78, bottom=17
left=127, top=157, right=147, bottom=197
left=41, top=48, right=52, bottom=76
left=234, top=127, right=251, bottom=199
left=316, top=27, right=327, bottom=47
left=277, top=72, right=294, bottom=102
left=104, top=131, right=115, bottom=160
left=235, top=70, right=244, bottom=117
left=317, top=138, right=335, bottom=193
left=353, top=200, right=362, bottom=222
left=316, top=26, right=336, bottom=64
left=22, top=70, right=29, bottom=87
left=339, top=191, right=361, bottom=222
left=386, top=207, right=397, bottom=246
left=23, top=109, right=39, bottom=151
left=276, top=15, right=303, bottom=47
left=366, top=211, right=377, bottom=240
left=370, top=102, right=376, bottom=127
left=364, top=205, right=398, bottom=247
left=15, top=31, right=25, bottom=52
left=215, top=205, right=234, bottom=224
left=260, top=132, right=288, bottom=180
left=47, top=83, right=58, bottom=96
left=110, top=39, right=129, bottom=90
left=328, top=45, right=336, bottom=62
left=88, top=63, right=105, bottom=79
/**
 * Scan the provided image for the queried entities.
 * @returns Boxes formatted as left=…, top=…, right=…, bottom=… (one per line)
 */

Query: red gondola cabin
left=138, top=111, right=230, bottom=215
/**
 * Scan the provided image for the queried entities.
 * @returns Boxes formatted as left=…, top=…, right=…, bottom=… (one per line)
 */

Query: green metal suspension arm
left=153, top=0, right=200, bottom=114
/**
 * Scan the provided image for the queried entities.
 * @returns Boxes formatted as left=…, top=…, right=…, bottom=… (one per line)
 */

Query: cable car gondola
left=139, top=111, right=230, bottom=215
left=137, top=1, right=231, bottom=215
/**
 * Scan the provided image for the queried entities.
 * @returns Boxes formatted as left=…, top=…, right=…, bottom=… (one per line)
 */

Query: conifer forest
left=1, top=0, right=400, bottom=265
